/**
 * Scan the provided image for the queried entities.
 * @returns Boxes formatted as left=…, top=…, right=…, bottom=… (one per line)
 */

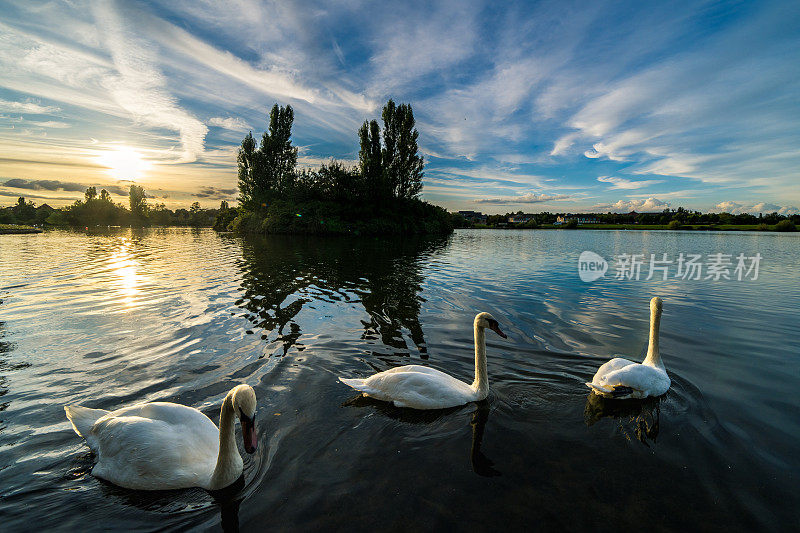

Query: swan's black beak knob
left=488, top=319, right=507, bottom=339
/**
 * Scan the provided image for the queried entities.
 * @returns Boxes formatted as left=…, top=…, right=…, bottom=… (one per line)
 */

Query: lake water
left=0, top=228, right=797, bottom=531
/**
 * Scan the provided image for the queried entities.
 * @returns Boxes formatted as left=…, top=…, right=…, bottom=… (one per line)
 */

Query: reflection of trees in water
left=235, top=234, right=449, bottom=357
left=0, top=309, right=30, bottom=433
left=584, top=393, right=662, bottom=446
left=0, top=321, right=9, bottom=432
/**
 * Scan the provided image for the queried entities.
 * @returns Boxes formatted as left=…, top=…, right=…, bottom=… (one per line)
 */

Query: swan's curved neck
left=209, top=392, right=242, bottom=490
left=471, top=324, right=489, bottom=399
left=643, top=306, right=663, bottom=369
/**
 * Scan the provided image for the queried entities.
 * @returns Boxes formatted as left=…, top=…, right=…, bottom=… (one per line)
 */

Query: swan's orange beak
left=241, top=412, right=257, bottom=454
left=489, top=321, right=507, bottom=339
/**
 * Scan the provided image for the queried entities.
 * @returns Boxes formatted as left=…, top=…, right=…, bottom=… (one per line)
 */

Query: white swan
left=586, top=297, right=670, bottom=399
left=339, top=312, right=507, bottom=409
left=64, top=384, right=257, bottom=491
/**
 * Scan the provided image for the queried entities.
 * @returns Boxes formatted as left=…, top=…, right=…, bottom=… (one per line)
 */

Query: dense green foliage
left=221, top=196, right=451, bottom=236
left=238, top=104, right=298, bottom=208
left=223, top=100, right=450, bottom=235
left=381, top=100, right=424, bottom=199
left=128, top=185, right=148, bottom=223
left=0, top=197, right=53, bottom=226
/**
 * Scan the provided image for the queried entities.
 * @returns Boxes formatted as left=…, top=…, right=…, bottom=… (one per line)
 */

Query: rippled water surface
left=0, top=228, right=798, bottom=531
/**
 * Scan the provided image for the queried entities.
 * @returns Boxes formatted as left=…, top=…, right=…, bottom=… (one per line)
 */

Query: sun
left=98, top=147, right=149, bottom=181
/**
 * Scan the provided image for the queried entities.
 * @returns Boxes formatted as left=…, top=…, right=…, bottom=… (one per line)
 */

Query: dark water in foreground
left=0, top=228, right=798, bottom=531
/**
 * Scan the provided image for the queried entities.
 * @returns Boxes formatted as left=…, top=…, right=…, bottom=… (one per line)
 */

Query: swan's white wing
left=586, top=358, right=636, bottom=393
left=351, top=368, right=476, bottom=410
left=591, top=363, right=670, bottom=398
left=376, top=365, right=449, bottom=377
left=105, top=402, right=215, bottom=428
left=595, top=357, right=637, bottom=378
left=90, top=403, right=220, bottom=490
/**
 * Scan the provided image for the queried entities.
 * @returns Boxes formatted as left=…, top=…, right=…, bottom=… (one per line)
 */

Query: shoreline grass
left=0, top=224, right=42, bottom=234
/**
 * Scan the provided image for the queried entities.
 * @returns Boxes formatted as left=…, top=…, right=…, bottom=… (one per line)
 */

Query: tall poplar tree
left=258, top=104, right=297, bottom=196
left=237, top=132, right=257, bottom=207
left=237, top=104, right=298, bottom=208
left=395, top=103, right=424, bottom=199
left=359, top=119, right=384, bottom=200
left=381, top=99, right=424, bottom=199
left=128, top=185, right=148, bottom=219
left=381, top=99, right=399, bottom=197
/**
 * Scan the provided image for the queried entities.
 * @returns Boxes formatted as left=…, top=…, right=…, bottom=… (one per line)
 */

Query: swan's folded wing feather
left=361, top=370, right=474, bottom=409
left=377, top=365, right=447, bottom=377
left=107, top=402, right=215, bottom=428
left=90, top=411, right=219, bottom=490
left=599, top=363, right=670, bottom=396
left=64, top=405, right=109, bottom=449
left=593, top=358, right=637, bottom=379
left=339, top=377, right=381, bottom=396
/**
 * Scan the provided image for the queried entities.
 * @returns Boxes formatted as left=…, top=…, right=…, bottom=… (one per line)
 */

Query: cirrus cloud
left=597, top=175, right=664, bottom=190
left=474, top=192, right=570, bottom=205
left=0, top=98, right=60, bottom=114
left=208, top=116, right=248, bottom=130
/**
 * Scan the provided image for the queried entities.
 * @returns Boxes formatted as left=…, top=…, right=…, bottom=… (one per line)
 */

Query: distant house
left=457, top=210, right=488, bottom=223
left=508, top=213, right=536, bottom=224
left=555, top=214, right=599, bottom=225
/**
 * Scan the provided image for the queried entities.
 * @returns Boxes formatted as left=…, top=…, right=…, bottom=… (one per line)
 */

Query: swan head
left=231, top=384, right=258, bottom=454
left=475, top=312, right=507, bottom=339
left=650, top=296, right=663, bottom=314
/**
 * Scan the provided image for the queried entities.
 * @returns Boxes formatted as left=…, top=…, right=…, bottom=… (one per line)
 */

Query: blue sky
left=0, top=0, right=798, bottom=213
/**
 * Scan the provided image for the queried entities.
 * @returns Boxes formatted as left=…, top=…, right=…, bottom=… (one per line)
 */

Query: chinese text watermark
left=578, top=251, right=762, bottom=282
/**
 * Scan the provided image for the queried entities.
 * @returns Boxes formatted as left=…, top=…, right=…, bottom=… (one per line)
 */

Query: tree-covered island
left=215, top=100, right=453, bottom=235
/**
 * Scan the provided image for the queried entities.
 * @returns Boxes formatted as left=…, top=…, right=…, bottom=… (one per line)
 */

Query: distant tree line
left=1, top=187, right=226, bottom=228
left=453, top=207, right=799, bottom=231
left=223, top=99, right=450, bottom=235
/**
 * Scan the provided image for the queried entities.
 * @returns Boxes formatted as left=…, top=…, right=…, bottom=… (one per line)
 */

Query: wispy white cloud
left=368, top=0, right=477, bottom=95
left=208, top=116, right=249, bottom=130
left=597, top=175, right=664, bottom=190
left=29, top=120, right=71, bottom=129
left=549, top=3, right=800, bottom=199
left=475, top=192, right=570, bottom=205
left=93, top=2, right=209, bottom=163
left=0, top=98, right=59, bottom=114
left=430, top=166, right=547, bottom=188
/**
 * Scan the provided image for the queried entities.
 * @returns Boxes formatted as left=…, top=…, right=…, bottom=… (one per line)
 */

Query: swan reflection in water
left=343, top=396, right=500, bottom=477
left=469, top=401, right=501, bottom=477
left=209, top=475, right=245, bottom=533
left=67, top=458, right=245, bottom=532
left=584, top=393, right=662, bottom=447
